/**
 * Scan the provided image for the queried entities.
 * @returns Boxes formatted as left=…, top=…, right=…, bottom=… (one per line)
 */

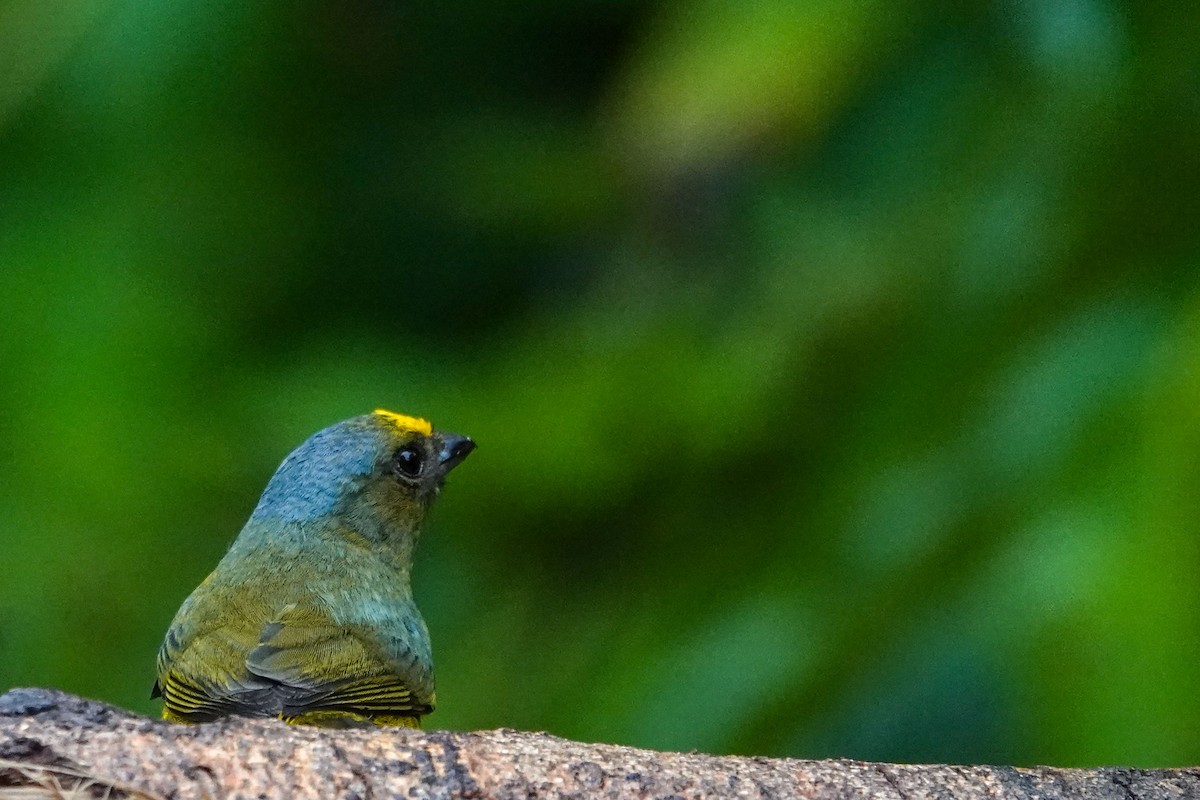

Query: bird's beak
left=438, top=433, right=476, bottom=473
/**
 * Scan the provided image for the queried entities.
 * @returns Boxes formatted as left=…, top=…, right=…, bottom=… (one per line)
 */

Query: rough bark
left=0, top=688, right=1195, bottom=800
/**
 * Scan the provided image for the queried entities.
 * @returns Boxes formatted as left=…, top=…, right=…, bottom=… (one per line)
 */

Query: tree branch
left=0, top=688, right=1194, bottom=799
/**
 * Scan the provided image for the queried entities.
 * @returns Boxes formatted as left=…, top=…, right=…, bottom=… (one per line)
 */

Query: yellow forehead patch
left=373, top=409, right=433, bottom=436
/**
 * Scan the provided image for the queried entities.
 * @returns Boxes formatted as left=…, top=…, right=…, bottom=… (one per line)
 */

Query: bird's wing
left=243, top=602, right=434, bottom=719
left=153, top=619, right=269, bottom=722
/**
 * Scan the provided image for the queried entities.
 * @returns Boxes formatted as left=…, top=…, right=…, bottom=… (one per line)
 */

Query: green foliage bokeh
left=2, top=0, right=1198, bottom=766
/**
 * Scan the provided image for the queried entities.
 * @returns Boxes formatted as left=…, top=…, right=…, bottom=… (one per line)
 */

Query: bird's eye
left=393, top=445, right=423, bottom=480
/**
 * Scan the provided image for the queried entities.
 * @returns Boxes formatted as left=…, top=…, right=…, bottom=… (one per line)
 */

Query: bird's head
left=248, top=410, right=475, bottom=544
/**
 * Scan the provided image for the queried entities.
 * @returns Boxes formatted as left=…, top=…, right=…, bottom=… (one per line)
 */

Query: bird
left=152, top=409, right=475, bottom=728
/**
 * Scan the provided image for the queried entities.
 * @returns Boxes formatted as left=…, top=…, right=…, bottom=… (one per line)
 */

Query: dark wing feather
left=245, top=604, right=432, bottom=719
left=156, top=599, right=432, bottom=723
left=156, top=622, right=275, bottom=722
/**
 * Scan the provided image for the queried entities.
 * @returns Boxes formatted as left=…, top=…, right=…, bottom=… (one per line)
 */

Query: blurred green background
left=2, top=0, right=1198, bottom=768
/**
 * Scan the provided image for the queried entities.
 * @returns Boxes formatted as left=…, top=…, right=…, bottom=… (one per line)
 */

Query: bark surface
left=0, top=688, right=1194, bottom=799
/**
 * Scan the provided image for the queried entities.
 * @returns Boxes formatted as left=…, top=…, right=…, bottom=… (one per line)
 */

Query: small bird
left=152, top=410, right=475, bottom=728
